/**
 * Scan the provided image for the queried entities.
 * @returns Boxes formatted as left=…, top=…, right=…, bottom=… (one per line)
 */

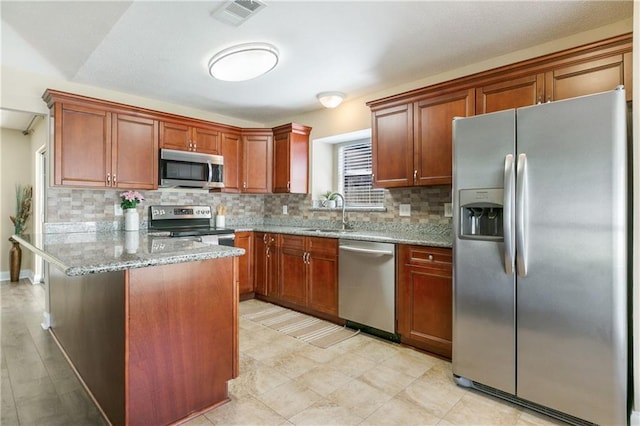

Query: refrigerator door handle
left=503, top=154, right=515, bottom=275
left=516, top=153, right=528, bottom=277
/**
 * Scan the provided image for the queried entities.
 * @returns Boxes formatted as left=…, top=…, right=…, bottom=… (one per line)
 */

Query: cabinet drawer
left=404, top=246, right=452, bottom=270
left=280, top=234, right=305, bottom=251
left=307, top=236, right=338, bottom=255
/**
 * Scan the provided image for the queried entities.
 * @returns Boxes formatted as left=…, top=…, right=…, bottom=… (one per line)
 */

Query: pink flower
left=120, top=191, right=144, bottom=209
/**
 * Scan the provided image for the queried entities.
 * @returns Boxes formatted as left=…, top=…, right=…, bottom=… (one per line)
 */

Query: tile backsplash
left=45, top=185, right=452, bottom=229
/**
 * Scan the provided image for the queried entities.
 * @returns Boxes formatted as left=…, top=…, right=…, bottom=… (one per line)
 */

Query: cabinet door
left=54, top=103, right=111, bottom=187
left=414, top=89, right=474, bottom=186
left=397, top=245, right=452, bottom=358
left=220, top=132, right=241, bottom=193
left=475, top=74, right=544, bottom=114
left=279, top=235, right=306, bottom=306
left=193, top=126, right=220, bottom=154
left=160, top=121, right=190, bottom=151
left=371, top=104, right=413, bottom=188
left=272, top=132, right=291, bottom=193
left=235, top=232, right=254, bottom=297
left=254, top=233, right=267, bottom=296
left=307, top=237, right=338, bottom=316
left=266, top=235, right=279, bottom=297
left=242, top=133, right=273, bottom=193
left=112, top=114, right=159, bottom=190
left=545, top=54, right=627, bottom=102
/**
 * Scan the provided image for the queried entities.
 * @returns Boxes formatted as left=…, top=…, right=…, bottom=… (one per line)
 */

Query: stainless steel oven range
left=147, top=205, right=235, bottom=247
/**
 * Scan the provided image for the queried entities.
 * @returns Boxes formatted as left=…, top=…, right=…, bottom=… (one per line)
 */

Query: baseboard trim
left=0, top=269, right=34, bottom=283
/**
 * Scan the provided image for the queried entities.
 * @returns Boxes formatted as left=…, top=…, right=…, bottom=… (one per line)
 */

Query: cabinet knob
left=113, top=174, right=117, bottom=185
left=428, top=254, right=434, bottom=261
left=537, top=96, right=542, bottom=104
left=106, top=173, right=111, bottom=185
left=546, top=96, right=551, bottom=103
left=413, top=170, right=418, bottom=181
left=193, top=143, right=197, bottom=150
left=243, top=182, right=247, bottom=191
left=287, top=181, right=291, bottom=191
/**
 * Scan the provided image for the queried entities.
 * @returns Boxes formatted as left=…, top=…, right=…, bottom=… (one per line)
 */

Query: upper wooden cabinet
left=272, top=123, right=312, bottom=194
left=44, top=91, right=159, bottom=189
left=241, top=129, right=273, bottom=194
left=369, top=34, right=632, bottom=188
left=371, top=89, right=474, bottom=188
left=220, top=131, right=242, bottom=193
left=160, top=121, right=220, bottom=154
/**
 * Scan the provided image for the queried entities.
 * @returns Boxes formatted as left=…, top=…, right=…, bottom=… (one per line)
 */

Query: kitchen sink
left=303, top=228, right=355, bottom=233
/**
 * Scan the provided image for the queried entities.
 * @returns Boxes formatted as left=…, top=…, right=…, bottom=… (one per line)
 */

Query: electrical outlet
left=444, top=203, right=453, bottom=217
left=282, top=205, right=288, bottom=215
left=399, top=204, right=411, bottom=217
left=114, top=203, right=123, bottom=216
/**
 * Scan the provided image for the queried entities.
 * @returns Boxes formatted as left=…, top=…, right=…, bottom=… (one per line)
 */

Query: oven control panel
left=149, top=205, right=212, bottom=220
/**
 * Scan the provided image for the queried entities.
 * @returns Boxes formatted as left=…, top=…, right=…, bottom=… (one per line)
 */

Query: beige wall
left=1, top=128, right=34, bottom=276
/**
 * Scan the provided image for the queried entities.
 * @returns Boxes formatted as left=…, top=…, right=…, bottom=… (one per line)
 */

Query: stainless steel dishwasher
left=339, top=239, right=397, bottom=337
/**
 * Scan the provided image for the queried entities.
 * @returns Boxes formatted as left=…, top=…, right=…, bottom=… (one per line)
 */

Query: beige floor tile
left=295, top=366, right=354, bottom=396
left=343, top=337, right=402, bottom=363
left=324, top=350, right=377, bottom=378
left=379, top=348, right=438, bottom=378
left=289, top=399, right=365, bottom=426
left=398, top=369, right=465, bottom=418
left=296, top=343, right=345, bottom=364
left=255, top=380, right=325, bottom=419
left=358, top=364, right=417, bottom=397
left=228, top=363, right=291, bottom=398
left=442, top=390, right=522, bottom=426
left=204, top=395, right=287, bottom=425
left=261, top=350, right=319, bottom=379
left=326, top=378, right=394, bottom=419
left=516, top=409, right=568, bottom=426
left=361, top=396, right=441, bottom=426
left=181, top=414, right=214, bottom=425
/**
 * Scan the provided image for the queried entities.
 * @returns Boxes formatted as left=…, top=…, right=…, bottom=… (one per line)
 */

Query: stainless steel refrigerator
left=452, top=88, right=628, bottom=425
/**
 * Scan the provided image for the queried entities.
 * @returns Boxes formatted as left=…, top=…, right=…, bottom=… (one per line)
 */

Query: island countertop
left=12, top=231, right=245, bottom=277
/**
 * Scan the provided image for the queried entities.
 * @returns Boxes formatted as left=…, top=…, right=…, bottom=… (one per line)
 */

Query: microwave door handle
left=207, top=161, right=213, bottom=186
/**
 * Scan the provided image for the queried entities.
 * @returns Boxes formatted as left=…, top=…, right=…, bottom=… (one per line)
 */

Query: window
left=337, top=140, right=384, bottom=208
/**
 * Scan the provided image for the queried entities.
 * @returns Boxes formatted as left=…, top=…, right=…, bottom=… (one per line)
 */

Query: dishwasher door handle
left=339, top=245, right=394, bottom=256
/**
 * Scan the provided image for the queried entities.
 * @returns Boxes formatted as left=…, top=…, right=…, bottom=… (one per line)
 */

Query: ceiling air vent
left=211, top=0, right=266, bottom=26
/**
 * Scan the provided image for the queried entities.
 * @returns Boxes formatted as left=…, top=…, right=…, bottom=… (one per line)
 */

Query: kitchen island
left=12, top=231, right=245, bottom=426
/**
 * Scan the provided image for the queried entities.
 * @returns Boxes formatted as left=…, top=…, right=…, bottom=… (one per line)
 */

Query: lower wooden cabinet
left=254, top=232, right=278, bottom=297
left=397, top=244, right=452, bottom=358
left=277, top=234, right=338, bottom=316
left=235, top=231, right=254, bottom=298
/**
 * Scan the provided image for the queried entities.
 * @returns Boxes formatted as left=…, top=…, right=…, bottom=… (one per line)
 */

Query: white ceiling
left=0, top=1, right=633, bottom=125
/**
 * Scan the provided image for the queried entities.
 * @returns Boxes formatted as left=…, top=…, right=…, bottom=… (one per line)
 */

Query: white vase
left=326, top=200, right=337, bottom=209
left=124, top=209, right=139, bottom=231
left=124, top=231, right=139, bottom=254
left=215, top=215, right=225, bottom=228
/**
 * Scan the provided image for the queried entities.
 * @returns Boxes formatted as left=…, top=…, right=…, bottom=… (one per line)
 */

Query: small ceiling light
left=208, top=42, right=279, bottom=82
left=317, top=92, right=345, bottom=108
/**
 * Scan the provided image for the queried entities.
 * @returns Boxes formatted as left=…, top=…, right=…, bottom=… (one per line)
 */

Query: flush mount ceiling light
left=317, top=92, right=345, bottom=108
left=208, top=42, right=279, bottom=82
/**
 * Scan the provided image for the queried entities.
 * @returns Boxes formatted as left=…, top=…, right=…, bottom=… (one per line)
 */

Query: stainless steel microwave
left=159, top=148, right=224, bottom=189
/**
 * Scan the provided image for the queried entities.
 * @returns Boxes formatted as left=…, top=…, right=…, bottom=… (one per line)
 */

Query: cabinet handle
left=537, top=96, right=542, bottom=104
left=113, top=174, right=116, bottom=185
left=263, top=234, right=268, bottom=244
left=413, top=170, right=418, bottom=182
left=106, top=173, right=111, bottom=185
left=193, top=143, right=197, bottom=150
left=266, top=246, right=270, bottom=258
left=287, top=181, right=291, bottom=191
left=546, top=96, right=551, bottom=103
left=243, top=182, right=247, bottom=191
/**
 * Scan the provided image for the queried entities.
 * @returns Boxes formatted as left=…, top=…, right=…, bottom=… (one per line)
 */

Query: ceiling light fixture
left=317, top=92, right=345, bottom=108
left=208, top=42, right=279, bottom=82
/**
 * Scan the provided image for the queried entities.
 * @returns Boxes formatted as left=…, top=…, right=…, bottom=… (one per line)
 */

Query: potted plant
left=322, top=190, right=337, bottom=208
left=120, top=191, right=145, bottom=231
left=9, top=184, right=32, bottom=282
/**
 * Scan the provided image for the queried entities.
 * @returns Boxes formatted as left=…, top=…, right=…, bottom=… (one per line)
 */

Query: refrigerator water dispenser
left=459, top=189, right=503, bottom=240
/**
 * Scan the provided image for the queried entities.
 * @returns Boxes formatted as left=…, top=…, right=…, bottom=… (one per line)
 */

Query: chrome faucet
left=329, top=192, right=349, bottom=231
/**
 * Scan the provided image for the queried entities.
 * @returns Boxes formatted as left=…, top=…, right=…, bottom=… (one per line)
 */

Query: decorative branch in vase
left=9, top=184, right=32, bottom=282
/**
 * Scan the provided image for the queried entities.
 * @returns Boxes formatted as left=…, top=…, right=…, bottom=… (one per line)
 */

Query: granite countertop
left=233, top=225, right=453, bottom=248
left=12, top=232, right=245, bottom=277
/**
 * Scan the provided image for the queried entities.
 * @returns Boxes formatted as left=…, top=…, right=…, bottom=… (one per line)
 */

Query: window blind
left=338, top=141, right=384, bottom=207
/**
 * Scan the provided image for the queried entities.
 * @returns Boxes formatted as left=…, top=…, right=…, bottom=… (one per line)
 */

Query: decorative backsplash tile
left=45, top=185, right=452, bottom=231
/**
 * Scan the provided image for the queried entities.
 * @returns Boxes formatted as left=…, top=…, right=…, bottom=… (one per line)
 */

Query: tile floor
left=1, top=280, right=564, bottom=425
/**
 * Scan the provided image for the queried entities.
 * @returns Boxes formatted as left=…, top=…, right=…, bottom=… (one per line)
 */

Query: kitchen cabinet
left=220, top=131, right=242, bottom=193
left=254, top=233, right=278, bottom=297
left=46, top=94, right=158, bottom=189
left=241, top=129, right=273, bottom=193
left=371, top=89, right=473, bottom=188
left=476, top=53, right=631, bottom=114
left=222, top=130, right=272, bottom=193
left=160, top=121, right=220, bottom=154
left=278, top=235, right=338, bottom=316
left=272, top=123, right=312, bottom=193
left=235, top=231, right=254, bottom=299
left=397, top=244, right=452, bottom=359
